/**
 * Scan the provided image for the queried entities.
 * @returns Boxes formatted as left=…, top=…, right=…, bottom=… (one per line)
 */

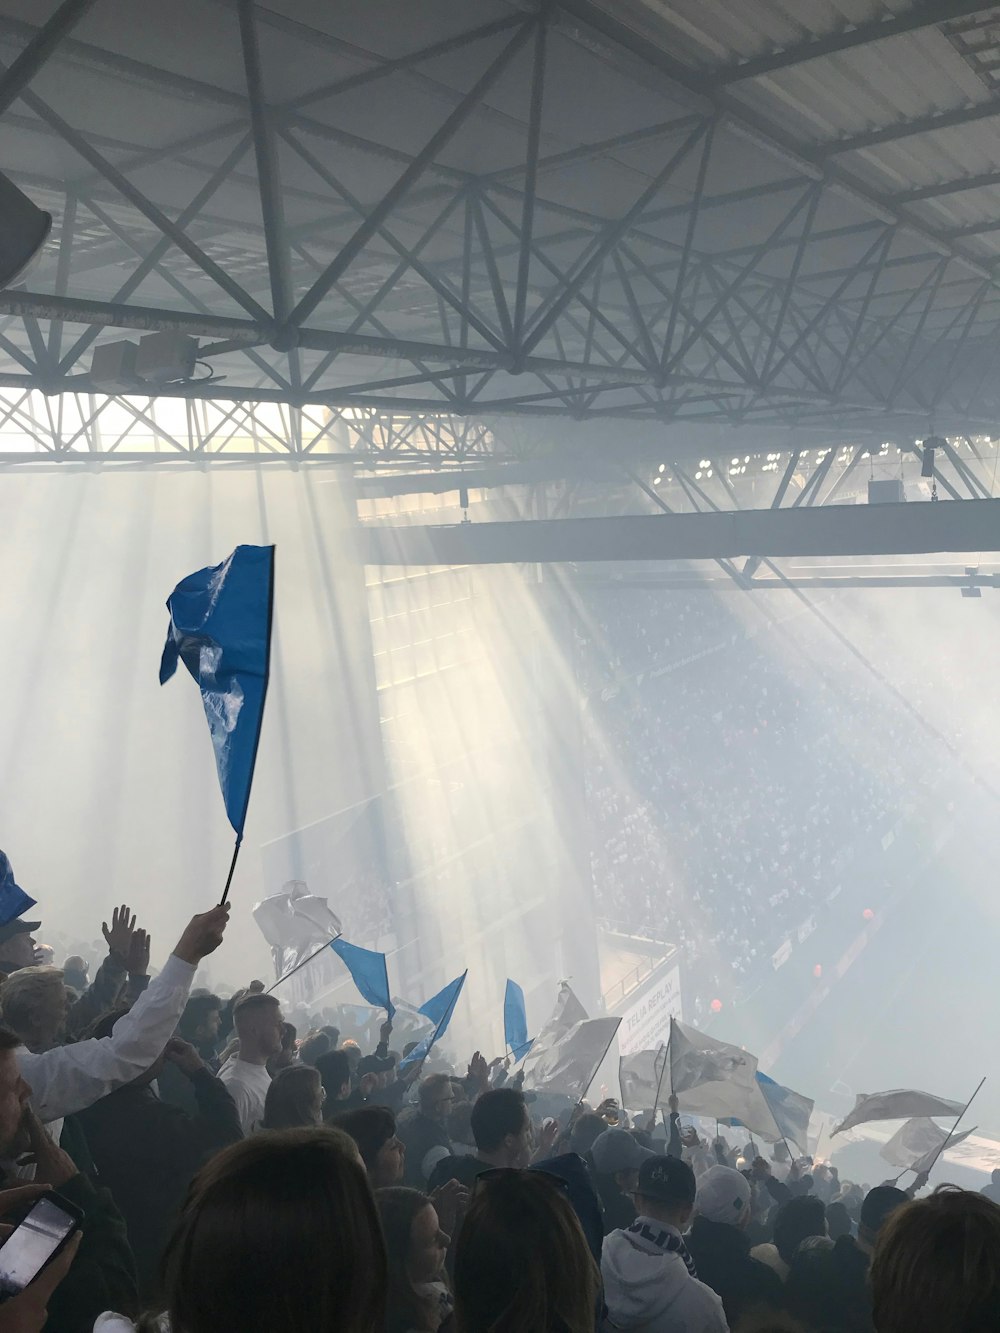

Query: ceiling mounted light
left=0, top=171, right=52, bottom=288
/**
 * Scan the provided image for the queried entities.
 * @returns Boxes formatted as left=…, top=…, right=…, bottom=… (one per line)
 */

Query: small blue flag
left=504, top=978, right=533, bottom=1062
left=159, top=545, right=275, bottom=838
left=400, top=970, right=467, bottom=1072
left=330, top=937, right=394, bottom=1017
left=0, top=852, right=36, bottom=929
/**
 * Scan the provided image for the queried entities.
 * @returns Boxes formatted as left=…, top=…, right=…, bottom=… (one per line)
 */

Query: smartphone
left=0, top=1193, right=83, bottom=1299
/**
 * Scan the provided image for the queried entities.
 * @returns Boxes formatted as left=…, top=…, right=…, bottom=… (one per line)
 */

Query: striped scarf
left=626, top=1219, right=698, bottom=1278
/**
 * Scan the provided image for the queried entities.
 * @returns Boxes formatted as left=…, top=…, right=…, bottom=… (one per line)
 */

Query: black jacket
left=78, top=1069, right=242, bottom=1299
left=686, top=1215, right=784, bottom=1325
left=398, top=1112, right=451, bottom=1187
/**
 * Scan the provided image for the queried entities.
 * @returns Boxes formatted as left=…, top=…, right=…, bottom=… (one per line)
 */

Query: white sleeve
left=19, top=953, right=196, bottom=1122
left=220, top=1071, right=256, bottom=1135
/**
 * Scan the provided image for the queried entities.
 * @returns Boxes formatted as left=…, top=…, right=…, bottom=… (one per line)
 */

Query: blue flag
left=0, top=852, right=36, bottom=929
left=400, top=970, right=467, bottom=1072
left=504, top=978, right=533, bottom=1062
left=756, top=1072, right=814, bottom=1155
left=330, top=937, right=394, bottom=1017
left=159, top=545, right=275, bottom=838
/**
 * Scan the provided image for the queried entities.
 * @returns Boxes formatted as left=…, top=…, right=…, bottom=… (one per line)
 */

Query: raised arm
left=21, top=906, right=229, bottom=1123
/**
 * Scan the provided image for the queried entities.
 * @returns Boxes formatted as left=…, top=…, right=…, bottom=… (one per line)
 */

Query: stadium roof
left=4, top=0, right=1000, bottom=435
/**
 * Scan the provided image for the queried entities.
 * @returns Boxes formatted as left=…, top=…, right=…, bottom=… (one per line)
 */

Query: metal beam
left=360, top=498, right=1000, bottom=565
left=0, top=0, right=97, bottom=115
left=819, top=99, right=1000, bottom=157
left=715, top=0, right=992, bottom=85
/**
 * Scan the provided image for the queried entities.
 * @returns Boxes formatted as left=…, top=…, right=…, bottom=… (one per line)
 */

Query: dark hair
left=261, top=1065, right=322, bottom=1130
left=298, top=1032, right=332, bottom=1067
left=233, top=993, right=281, bottom=1024
left=871, top=1187, right=1000, bottom=1333
left=774, top=1196, right=827, bottom=1265
left=785, top=1234, right=871, bottom=1332
left=569, top=1112, right=607, bottom=1156
left=320, top=1025, right=341, bottom=1047
left=0, top=1026, right=20, bottom=1053
left=332, top=1105, right=397, bottom=1172
left=377, top=1187, right=443, bottom=1333
left=826, top=1201, right=854, bottom=1240
left=155, top=1127, right=386, bottom=1333
left=316, top=1050, right=351, bottom=1105
left=178, top=994, right=222, bottom=1042
left=860, top=1185, right=908, bottom=1238
left=470, top=1089, right=527, bottom=1153
left=454, top=1171, right=600, bottom=1333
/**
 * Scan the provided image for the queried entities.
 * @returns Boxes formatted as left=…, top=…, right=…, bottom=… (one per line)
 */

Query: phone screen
left=0, top=1197, right=77, bottom=1296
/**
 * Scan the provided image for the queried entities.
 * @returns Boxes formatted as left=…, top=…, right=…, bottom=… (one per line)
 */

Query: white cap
left=695, top=1165, right=751, bottom=1225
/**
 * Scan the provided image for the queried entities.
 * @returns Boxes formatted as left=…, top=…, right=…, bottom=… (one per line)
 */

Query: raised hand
left=164, top=1037, right=205, bottom=1079
left=467, top=1051, right=489, bottom=1091
left=101, top=904, right=136, bottom=961
left=173, top=905, right=230, bottom=965
left=125, top=928, right=150, bottom=978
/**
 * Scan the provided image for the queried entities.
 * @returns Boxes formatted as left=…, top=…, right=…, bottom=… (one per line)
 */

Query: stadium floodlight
left=0, top=171, right=52, bottom=288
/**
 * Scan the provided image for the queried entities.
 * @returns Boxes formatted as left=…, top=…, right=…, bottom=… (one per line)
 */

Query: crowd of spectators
left=576, top=589, right=949, bottom=1016
left=0, top=872, right=993, bottom=1331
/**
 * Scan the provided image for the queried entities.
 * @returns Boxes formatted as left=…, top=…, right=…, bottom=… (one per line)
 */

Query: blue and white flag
left=159, top=544, right=275, bottom=838
left=756, top=1072, right=814, bottom=1155
left=399, top=971, right=467, bottom=1072
left=504, top=978, right=533, bottom=1062
left=330, top=937, right=394, bottom=1017
left=0, top=851, right=36, bottom=928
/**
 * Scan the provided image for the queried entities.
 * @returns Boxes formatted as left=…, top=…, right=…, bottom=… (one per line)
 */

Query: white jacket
left=602, top=1217, right=728, bottom=1333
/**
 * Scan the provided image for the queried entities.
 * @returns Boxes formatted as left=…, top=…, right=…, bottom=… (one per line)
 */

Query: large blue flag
left=0, top=852, right=36, bottom=928
left=330, top=937, right=394, bottom=1017
left=400, top=970, right=467, bottom=1072
left=756, top=1072, right=814, bottom=1155
left=159, top=545, right=275, bottom=838
left=504, top=978, right=533, bottom=1062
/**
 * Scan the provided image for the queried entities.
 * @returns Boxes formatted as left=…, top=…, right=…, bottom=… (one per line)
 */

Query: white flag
left=620, top=1047, right=667, bottom=1111
left=881, top=1118, right=977, bottom=1173
left=253, top=880, right=342, bottom=976
left=832, top=1089, right=964, bottom=1137
left=522, top=1017, right=621, bottom=1100
left=669, top=1019, right=777, bottom=1139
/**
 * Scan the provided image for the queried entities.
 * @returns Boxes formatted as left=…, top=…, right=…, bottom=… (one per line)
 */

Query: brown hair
left=155, top=1127, right=385, bottom=1333
left=332, top=1105, right=397, bottom=1172
left=232, top=992, right=280, bottom=1022
left=377, top=1186, right=443, bottom=1333
left=261, top=1064, right=322, bottom=1130
left=871, top=1186, right=1000, bottom=1333
left=454, top=1171, right=600, bottom=1333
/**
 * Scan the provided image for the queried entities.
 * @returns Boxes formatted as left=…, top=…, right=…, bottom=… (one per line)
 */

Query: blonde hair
left=0, top=966, right=65, bottom=1048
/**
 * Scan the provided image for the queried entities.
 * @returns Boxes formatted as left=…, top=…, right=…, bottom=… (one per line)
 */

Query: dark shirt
left=398, top=1112, right=452, bottom=1187
left=686, top=1216, right=784, bottom=1326
left=78, top=1069, right=242, bottom=1299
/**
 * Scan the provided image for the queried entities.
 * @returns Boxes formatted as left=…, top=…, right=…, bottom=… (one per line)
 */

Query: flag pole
left=921, top=1076, right=986, bottom=1181
left=219, top=834, right=242, bottom=908
left=266, top=932, right=342, bottom=994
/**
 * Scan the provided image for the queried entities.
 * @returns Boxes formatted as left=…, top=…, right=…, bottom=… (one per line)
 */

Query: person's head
left=695, top=1166, right=752, bottom=1231
left=342, top=1040, right=362, bottom=1076
left=268, top=1022, right=298, bottom=1076
left=178, top=993, right=223, bottom=1051
left=157, top=1127, right=385, bottom=1333
left=315, top=1050, right=352, bottom=1105
left=455, top=1170, right=600, bottom=1333
left=0, top=1027, right=31, bottom=1154
left=333, top=1106, right=405, bottom=1189
left=419, top=1073, right=455, bottom=1125
left=448, top=1099, right=474, bottom=1146
left=633, top=1154, right=697, bottom=1230
left=298, top=1031, right=332, bottom=1067
left=232, top=993, right=283, bottom=1065
left=569, top=1111, right=607, bottom=1158
left=470, top=1089, right=530, bottom=1168
left=320, top=1025, right=340, bottom=1048
left=871, top=1187, right=1000, bottom=1333
left=62, top=955, right=88, bottom=989
left=0, top=966, right=67, bottom=1051
left=858, top=1185, right=908, bottom=1254
left=377, top=1187, right=450, bottom=1333
left=262, top=1065, right=324, bottom=1130
left=591, top=1128, right=654, bottom=1199
left=774, top=1195, right=828, bottom=1266
left=785, top=1234, right=871, bottom=1332
left=826, top=1201, right=854, bottom=1241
